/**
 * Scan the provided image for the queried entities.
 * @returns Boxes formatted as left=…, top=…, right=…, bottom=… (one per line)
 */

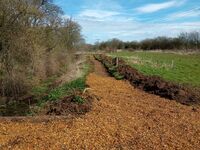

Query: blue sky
left=54, top=0, right=200, bottom=44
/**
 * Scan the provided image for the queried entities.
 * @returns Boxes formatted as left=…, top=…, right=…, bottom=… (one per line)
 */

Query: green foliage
left=41, top=77, right=86, bottom=102
left=108, top=66, right=116, bottom=74
left=32, top=86, right=48, bottom=96
left=103, top=61, right=124, bottom=80
left=37, top=62, right=90, bottom=105
left=44, top=88, right=64, bottom=101
left=0, top=102, right=30, bottom=116
left=113, top=72, right=124, bottom=80
left=110, top=51, right=200, bottom=87
left=72, top=96, right=85, bottom=104
left=31, top=76, right=57, bottom=96
left=66, top=78, right=86, bottom=91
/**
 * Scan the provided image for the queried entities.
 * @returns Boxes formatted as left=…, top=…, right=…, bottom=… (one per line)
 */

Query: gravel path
left=0, top=59, right=200, bottom=149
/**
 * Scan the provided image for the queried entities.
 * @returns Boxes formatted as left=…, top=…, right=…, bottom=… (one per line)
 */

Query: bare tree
left=0, top=0, right=84, bottom=100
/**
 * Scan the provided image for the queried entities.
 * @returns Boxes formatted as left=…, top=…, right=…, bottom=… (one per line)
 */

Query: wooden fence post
left=116, top=57, right=119, bottom=67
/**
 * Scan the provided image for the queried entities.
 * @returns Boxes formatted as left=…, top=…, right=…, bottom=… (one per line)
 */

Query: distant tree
left=94, top=31, right=200, bottom=52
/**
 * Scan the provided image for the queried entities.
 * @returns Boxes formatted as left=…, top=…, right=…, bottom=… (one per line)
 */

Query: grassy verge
left=109, top=51, right=200, bottom=87
left=94, top=55, right=124, bottom=80
left=29, top=59, right=91, bottom=115
left=31, top=76, right=58, bottom=97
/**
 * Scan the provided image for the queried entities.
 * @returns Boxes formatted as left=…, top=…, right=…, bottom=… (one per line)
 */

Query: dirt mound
left=95, top=54, right=200, bottom=105
left=42, top=91, right=94, bottom=116
left=118, top=65, right=198, bottom=105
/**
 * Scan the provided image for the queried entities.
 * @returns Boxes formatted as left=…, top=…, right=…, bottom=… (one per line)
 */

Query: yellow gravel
left=0, top=60, right=200, bottom=149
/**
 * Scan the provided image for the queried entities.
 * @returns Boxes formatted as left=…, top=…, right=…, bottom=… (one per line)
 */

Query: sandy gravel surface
left=0, top=59, right=200, bottom=149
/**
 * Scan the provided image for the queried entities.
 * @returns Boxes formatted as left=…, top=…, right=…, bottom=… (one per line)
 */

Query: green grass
left=36, top=62, right=91, bottom=106
left=109, top=51, right=200, bottom=87
left=72, top=95, right=85, bottom=104
left=32, top=76, right=58, bottom=96
left=42, top=77, right=86, bottom=102
left=0, top=59, right=91, bottom=116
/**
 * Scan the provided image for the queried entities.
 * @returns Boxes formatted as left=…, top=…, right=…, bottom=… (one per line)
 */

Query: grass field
left=109, top=51, right=200, bottom=87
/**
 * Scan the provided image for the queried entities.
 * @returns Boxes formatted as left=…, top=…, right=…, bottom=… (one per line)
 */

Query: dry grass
left=56, top=55, right=86, bottom=85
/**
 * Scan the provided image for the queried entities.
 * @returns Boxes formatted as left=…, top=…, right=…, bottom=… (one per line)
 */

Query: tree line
left=0, top=0, right=84, bottom=99
left=94, top=31, right=200, bottom=51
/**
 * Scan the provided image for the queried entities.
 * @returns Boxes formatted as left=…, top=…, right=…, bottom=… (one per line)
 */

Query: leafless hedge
left=94, top=32, right=200, bottom=52
left=0, top=0, right=84, bottom=99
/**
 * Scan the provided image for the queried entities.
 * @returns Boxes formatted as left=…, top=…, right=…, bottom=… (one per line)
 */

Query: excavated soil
left=95, top=54, right=200, bottom=105
left=0, top=59, right=200, bottom=149
left=43, top=92, right=93, bottom=116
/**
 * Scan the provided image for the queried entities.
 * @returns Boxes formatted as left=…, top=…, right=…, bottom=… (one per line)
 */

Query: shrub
left=72, top=95, right=85, bottom=104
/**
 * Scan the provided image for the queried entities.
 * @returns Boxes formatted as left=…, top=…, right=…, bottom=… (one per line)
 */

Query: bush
left=0, top=0, right=84, bottom=101
left=72, top=96, right=85, bottom=104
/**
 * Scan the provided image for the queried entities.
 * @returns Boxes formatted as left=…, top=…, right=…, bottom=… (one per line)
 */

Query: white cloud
left=58, top=0, right=199, bottom=43
left=167, top=8, right=200, bottom=20
left=136, top=0, right=186, bottom=13
left=78, top=17, right=200, bottom=43
left=79, top=9, right=120, bottom=19
left=77, top=8, right=136, bottom=23
left=81, top=0, right=123, bottom=11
